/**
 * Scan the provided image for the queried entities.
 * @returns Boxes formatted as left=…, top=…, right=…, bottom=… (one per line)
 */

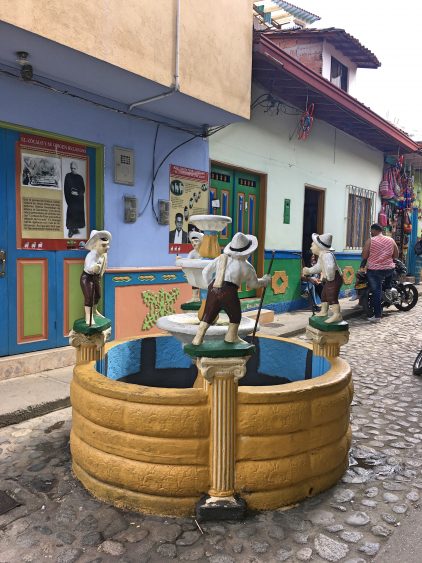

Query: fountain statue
left=302, top=233, right=343, bottom=324
left=80, top=229, right=112, bottom=326
left=186, top=231, right=203, bottom=303
left=192, top=232, right=271, bottom=345
left=69, top=229, right=112, bottom=365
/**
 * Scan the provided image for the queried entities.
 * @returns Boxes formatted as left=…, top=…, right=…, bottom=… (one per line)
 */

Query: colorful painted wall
left=0, top=76, right=208, bottom=269
left=263, top=252, right=361, bottom=312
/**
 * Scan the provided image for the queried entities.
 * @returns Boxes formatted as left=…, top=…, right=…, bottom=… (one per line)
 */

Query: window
left=330, top=57, right=348, bottom=91
left=346, top=186, right=376, bottom=249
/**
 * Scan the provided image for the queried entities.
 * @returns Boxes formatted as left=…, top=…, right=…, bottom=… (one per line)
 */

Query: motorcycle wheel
left=395, top=285, right=419, bottom=311
left=413, top=350, right=422, bottom=376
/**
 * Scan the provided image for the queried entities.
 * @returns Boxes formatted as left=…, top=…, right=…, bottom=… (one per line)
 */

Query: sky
left=298, top=0, right=422, bottom=140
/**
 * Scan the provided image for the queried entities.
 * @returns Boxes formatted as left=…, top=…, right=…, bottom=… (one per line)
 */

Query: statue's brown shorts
left=321, top=271, right=343, bottom=305
left=80, top=272, right=101, bottom=307
left=202, top=281, right=241, bottom=325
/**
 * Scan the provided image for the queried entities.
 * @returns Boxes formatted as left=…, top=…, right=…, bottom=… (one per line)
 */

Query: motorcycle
left=356, top=259, right=418, bottom=318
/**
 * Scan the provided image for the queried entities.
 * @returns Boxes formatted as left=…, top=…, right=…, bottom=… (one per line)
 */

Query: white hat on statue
left=84, top=230, right=112, bottom=250
left=224, top=232, right=258, bottom=257
left=189, top=231, right=204, bottom=243
left=312, top=232, right=334, bottom=251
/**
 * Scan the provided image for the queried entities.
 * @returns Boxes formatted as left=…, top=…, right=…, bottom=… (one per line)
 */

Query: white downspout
left=129, top=0, right=180, bottom=111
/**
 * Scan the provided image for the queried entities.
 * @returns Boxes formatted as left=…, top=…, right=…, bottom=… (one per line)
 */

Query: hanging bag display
left=378, top=204, right=388, bottom=227
left=379, top=169, right=395, bottom=199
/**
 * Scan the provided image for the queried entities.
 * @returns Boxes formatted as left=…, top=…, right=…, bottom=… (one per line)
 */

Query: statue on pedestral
left=192, top=232, right=271, bottom=345
left=80, top=230, right=112, bottom=326
left=187, top=231, right=204, bottom=303
left=302, top=233, right=343, bottom=324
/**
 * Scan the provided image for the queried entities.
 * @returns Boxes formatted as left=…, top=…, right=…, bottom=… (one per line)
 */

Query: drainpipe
left=129, top=0, right=180, bottom=111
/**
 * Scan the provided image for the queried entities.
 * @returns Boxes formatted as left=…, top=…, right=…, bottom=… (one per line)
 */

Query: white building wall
left=321, top=40, right=358, bottom=96
left=209, top=86, right=383, bottom=252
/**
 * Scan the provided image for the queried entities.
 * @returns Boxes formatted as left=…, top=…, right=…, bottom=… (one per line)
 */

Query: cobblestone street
left=1, top=302, right=422, bottom=563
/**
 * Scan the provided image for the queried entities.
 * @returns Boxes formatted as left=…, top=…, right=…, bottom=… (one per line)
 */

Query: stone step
left=0, top=346, right=76, bottom=382
left=242, top=308, right=275, bottom=325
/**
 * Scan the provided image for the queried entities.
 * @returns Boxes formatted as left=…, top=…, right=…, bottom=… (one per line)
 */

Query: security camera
left=16, top=51, right=33, bottom=81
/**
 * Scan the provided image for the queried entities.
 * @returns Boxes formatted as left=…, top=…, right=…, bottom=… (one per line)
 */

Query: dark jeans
left=366, top=268, right=394, bottom=318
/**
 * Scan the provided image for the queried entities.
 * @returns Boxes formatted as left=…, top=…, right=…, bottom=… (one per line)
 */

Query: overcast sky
left=298, top=0, right=421, bottom=140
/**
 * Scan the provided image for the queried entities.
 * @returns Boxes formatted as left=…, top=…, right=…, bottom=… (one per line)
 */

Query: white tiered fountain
left=156, top=214, right=256, bottom=343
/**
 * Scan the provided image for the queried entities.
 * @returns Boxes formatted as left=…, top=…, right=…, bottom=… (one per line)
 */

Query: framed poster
left=17, top=134, right=89, bottom=250
left=168, top=165, right=209, bottom=254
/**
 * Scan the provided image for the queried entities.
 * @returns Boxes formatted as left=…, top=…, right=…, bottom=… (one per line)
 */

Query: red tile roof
left=263, top=27, right=381, bottom=69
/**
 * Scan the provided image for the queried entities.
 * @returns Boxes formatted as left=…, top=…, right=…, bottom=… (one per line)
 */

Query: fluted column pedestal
left=184, top=340, right=255, bottom=520
left=306, top=320, right=349, bottom=359
left=69, top=323, right=111, bottom=367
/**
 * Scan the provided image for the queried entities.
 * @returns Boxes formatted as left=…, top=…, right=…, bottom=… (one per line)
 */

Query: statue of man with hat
left=80, top=229, right=112, bottom=326
left=192, top=232, right=271, bottom=345
left=302, top=233, right=343, bottom=324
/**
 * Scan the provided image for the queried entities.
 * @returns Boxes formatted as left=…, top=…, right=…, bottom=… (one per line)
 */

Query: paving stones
left=314, top=534, right=349, bottom=561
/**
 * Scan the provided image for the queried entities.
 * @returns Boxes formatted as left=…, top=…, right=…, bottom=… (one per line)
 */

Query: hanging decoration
left=298, top=103, right=314, bottom=141
left=378, top=151, right=417, bottom=262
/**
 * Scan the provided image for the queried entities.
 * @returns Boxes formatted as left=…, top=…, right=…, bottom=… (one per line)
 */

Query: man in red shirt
left=360, top=223, right=398, bottom=322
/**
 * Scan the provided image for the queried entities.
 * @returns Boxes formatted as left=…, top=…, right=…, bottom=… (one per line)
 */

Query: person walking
left=360, top=223, right=398, bottom=322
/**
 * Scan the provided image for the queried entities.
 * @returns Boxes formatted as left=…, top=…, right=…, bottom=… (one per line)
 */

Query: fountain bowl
left=189, top=214, right=231, bottom=232
left=156, top=312, right=256, bottom=344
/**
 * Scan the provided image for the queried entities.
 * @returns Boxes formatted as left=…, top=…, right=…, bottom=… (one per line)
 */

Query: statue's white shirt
left=203, top=255, right=265, bottom=288
left=84, top=249, right=107, bottom=276
left=307, top=251, right=341, bottom=281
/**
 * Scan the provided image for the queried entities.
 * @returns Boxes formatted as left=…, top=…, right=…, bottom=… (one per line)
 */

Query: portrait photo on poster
left=62, top=157, right=88, bottom=239
left=21, top=153, right=62, bottom=189
left=169, top=211, right=188, bottom=244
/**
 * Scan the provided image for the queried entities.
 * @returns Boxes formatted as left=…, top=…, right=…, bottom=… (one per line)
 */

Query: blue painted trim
left=408, top=208, right=418, bottom=275
left=264, top=250, right=302, bottom=260
left=0, top=129, right=9, bottom=356
left=264, top=249, right=361, bottom=260
left=105, top=270, right=187, bottom=287
left=104, top=273, right=116, bottom=340
left=335, top=252, right=361, bottom=260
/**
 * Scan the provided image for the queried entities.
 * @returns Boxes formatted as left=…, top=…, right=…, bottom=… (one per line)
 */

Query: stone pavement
left=1, top=299, right=422, bottom=562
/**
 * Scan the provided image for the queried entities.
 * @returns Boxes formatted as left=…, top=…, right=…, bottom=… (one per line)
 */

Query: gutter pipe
left=129, top=0, right=180, bottom=111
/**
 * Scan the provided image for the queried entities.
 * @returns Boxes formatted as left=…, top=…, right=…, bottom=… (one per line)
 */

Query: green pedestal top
left=309, top=315, right=349, bottom=332
left=181, top=301, right=201, bottom=311
left=184, top=340, right=256, bottom=358
left=73, top=315, right=112, bottom=335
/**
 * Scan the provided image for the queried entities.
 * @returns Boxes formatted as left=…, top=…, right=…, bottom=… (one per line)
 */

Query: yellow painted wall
left=0, top=0, right=252, bottom=118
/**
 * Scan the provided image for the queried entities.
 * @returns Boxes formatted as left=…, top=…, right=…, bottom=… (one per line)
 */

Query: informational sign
left=18, top=134, right=89, bottom=250
left=168, top=165, right=209, bottom=254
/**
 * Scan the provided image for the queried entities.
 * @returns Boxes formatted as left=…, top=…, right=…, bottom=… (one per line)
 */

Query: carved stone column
left=306, top=317, right=349, bottom=358
left=198, top=356, right=248, bottom=498
left=184, top=339, right=255, bottom=520
left=69, top=328, right=111, bottom=366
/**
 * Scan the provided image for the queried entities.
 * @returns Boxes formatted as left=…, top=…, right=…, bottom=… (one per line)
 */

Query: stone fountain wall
left=70, top=335, right=353, bottom=516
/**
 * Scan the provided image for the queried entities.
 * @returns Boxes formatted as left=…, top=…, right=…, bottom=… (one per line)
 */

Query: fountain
left=69, top=225, right=353, bottom=519
left=156, top=215, right=255, bottom=343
